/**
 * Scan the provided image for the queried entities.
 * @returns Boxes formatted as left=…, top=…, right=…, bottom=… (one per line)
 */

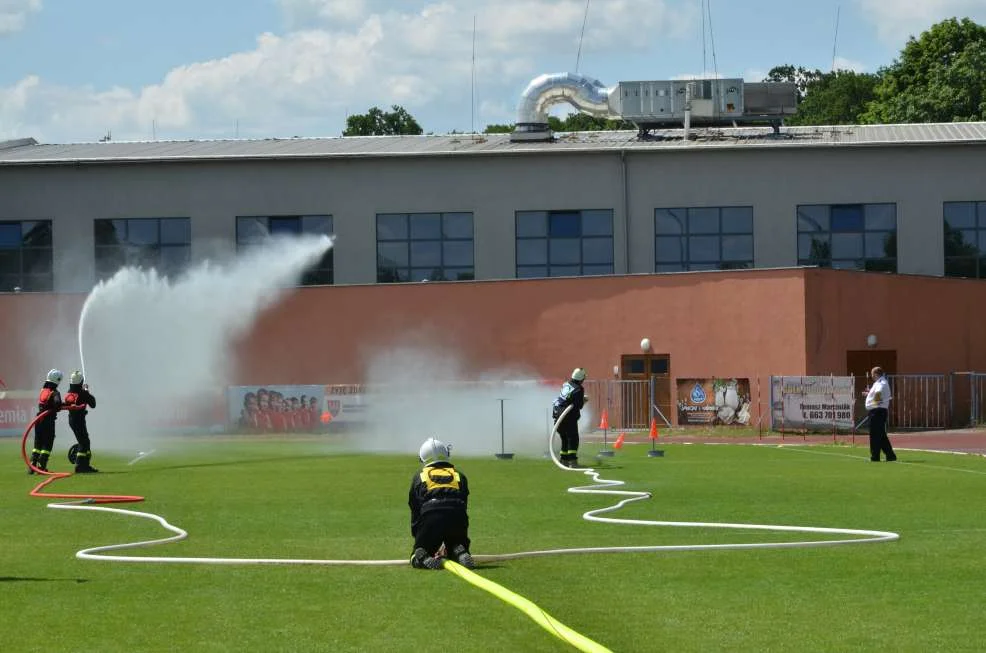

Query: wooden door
left=620, top=354, right=672, bottom=429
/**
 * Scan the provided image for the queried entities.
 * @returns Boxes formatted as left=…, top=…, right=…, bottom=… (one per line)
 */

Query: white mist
left=77, top=234, right=332, bottom=455
left=349, top=339, right=595, bottom=460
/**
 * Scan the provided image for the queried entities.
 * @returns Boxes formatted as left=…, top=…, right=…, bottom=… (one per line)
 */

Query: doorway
left=620, top=353, right=672, bottom=429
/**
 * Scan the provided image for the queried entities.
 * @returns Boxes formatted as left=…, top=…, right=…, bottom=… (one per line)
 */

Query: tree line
left=342, top=17, right=986, bottom=136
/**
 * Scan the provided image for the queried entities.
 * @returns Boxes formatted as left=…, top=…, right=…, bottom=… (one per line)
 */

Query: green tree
left=483, top=112, right=634, bottom=134
left=764, top=65, right=824, bottom=100
left=862, top=17, right=986, bottom=123
left=482, top=123, right=513, bottom=134
left=343, top=105, right=423, bottom=136
left=787, top=70, right=880, bottom=125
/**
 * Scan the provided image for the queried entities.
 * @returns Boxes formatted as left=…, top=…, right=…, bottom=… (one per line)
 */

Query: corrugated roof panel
left=3, top=122, right=986, bottom=165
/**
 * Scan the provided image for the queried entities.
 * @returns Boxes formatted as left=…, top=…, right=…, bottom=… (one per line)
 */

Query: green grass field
left=4, top=436, right=985, bottom=652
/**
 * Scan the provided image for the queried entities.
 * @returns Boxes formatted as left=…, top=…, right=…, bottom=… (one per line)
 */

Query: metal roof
left=2, top=122, right=986, bottom=166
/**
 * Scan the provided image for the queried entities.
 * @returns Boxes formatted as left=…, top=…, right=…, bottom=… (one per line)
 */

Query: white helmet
left=46, top=369, right=63, bottom=385
left=418, top=437, right=452, bottom=465
left=571, top=367, right=587, bottom=382
left=70, top=370, right=84, bottom=385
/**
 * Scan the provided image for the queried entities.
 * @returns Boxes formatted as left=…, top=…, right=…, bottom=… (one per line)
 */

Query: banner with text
left=676, top=378, right=753, bottom=426
left=771, top=376, right=855, bottom=431
left=323, top=384, right=369, bottom=425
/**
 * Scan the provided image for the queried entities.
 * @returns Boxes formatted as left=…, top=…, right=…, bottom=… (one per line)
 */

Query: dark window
left=516, top=209, right=614, bottom=278
left=94, top=218, right=193, bottom=282
left=944, top=202, right=986, bottom=279
left=654, top=207, right=754, bottom=271
left=797, top=204, right=896, bottom=272
left=376, top=213, right=474, bottom=282
left=235, top=215, right=334, bottom=286
left=0, top=220, right=54, bottom=292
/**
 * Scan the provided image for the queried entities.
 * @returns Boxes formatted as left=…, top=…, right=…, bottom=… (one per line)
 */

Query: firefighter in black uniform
left=29, top=369, right=63, bottom=474
left=408, top=437, right=474, bottom=570
left=64, top=370, right=99, bottom=473
left=552, top=367, right=588, bottom=468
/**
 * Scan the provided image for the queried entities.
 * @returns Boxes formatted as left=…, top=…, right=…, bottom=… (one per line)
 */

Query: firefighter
left=29, top=369, right=63, bottom=474
left=552, top=367, right=588, bottom=468
left=408, top=437, right=474, bottom=570
left=64, top=371, right=99, bottom=473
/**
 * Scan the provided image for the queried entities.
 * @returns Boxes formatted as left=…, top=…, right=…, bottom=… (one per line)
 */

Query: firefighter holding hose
left=64, top=371, right=99, bottom=473
left=29, top=369, right=63, bottom=474
left=552, top=367, right=588, bottom=468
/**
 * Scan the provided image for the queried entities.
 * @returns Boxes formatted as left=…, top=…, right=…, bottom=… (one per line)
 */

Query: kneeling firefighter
left=64, top=371, right=99, bottom=473
left=408, top=437, right=474, bottom=570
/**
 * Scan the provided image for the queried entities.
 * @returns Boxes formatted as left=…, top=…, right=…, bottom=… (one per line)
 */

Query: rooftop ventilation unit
left=510, top=72, right=799, bottom=142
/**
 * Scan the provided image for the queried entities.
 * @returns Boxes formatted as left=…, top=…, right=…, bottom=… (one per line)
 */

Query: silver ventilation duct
left=512, top=72, right=618, bottom=140
left=510, top=72, right=798, bottom=142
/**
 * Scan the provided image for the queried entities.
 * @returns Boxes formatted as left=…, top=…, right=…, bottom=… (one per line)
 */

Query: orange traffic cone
left=613, top=433, right=625, bottom=450
left=599, top=409, right=609, bottom=431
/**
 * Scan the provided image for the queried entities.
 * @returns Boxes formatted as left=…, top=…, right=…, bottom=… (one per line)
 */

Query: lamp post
left=494, top=398, right=514, bottom=460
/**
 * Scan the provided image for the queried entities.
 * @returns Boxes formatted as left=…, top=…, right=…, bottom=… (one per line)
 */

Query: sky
left=1, top=0, right=986, bottom=143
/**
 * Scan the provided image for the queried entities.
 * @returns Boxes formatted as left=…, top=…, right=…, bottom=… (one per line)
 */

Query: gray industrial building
left=2, top=121, right=986, bottom=293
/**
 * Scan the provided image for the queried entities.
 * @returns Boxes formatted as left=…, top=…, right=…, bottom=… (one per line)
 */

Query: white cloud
left=743, top=69, right=768, bottom=83
left=0, top=0, right=40, bottom=35
left=671, top=71, right=725, bottom=80
left=832, top=56, right=867, bottom=73
left=0, top=0, right=696, bottom=142
left=279, top=0, right=369, bottom=27
left=857, top=0, right=986, bottom=45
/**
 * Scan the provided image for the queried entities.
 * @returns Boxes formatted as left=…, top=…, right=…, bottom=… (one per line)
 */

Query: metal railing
left=582, top=379, right=652, bottom=431
left=885, top=374, right=949, bottom=431
left=969, top=373, right=986, bottom=426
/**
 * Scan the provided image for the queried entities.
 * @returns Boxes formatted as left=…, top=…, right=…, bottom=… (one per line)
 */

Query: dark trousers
left=868, top=408, right=897, bottom=461
left=33, top=417, right=56, bottom=453
left=68, top=414, right=92, bottom=452
left=557, top=416, right=580, bottom=461
left=413, top=509, right=470, bottom=557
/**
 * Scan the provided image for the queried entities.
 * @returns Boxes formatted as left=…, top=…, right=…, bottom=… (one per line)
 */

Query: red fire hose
left=22, top=407, right=144, bottom=504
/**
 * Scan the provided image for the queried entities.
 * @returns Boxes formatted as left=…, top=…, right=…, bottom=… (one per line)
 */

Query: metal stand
left=494, top=398, right=514, bottom=460
left=598, top=387, right=614, bottom=457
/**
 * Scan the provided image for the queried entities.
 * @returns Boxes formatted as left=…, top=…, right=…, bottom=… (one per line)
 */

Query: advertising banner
left=227, top=385, right=326, bottom=433
left=324, top=384, right=369, bottom=425
left=0, top=394, right=36, bottom=437
left=770, top=376, right=855, bottom=431
left=676, top=378, right=753, bottom=426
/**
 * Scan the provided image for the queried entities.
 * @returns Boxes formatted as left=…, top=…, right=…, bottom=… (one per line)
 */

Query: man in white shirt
left=863, top=366, right=897, bottom=462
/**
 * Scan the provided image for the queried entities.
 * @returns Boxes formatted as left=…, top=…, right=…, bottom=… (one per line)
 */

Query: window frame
left=943, top=201, right=986, bottom=280
left=0, top=219, right=54, bottom=292
left=515, top=209, right=615, bottom=279
left=94, top=217, right=192, bottom=282
left=375, top=212, right=475, bottom=283
left=654, top=206, right=754, bottom=272
left=235, top=214, right=335, bottom=286
left=796, top=203, right=897, bottom=273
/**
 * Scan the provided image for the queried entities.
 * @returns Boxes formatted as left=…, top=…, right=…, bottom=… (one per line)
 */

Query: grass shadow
left=0, top=576, right=89, bottom=583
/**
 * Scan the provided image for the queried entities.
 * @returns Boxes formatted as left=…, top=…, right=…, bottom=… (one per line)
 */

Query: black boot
left=75, top=451, right=99, bottom=473
left=410, top=547, right=443, bottom=570
left=37, top=453, right=50, bottom=472
left=28, top=451, right=39, bottom=474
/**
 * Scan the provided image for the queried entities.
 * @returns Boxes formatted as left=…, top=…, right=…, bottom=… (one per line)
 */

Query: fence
left=884, top=374, right=949, bottom=431
left=582, top=379, right=652, bottom=432
left=771, top=373, right=973, bottom=433
left=952, top=372, right=986, bottom=427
